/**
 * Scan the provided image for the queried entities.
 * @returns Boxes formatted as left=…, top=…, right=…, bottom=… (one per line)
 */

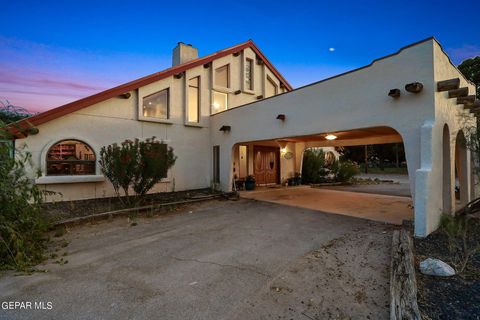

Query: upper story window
left=265, top=76, right=278, bottom=98
left=215, top=64, right=230, bottom=88
left=188, top=77, right=200, bottom=123
left=212, top=91, right=228, bottom=113
left=245, top=58, right=254, bottom=91
left=143, top=89, right=169, bottom=119
left=46, top=140, right=95, bottom=175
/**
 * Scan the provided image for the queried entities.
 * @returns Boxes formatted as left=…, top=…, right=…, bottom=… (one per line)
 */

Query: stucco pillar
left=294, top=142, right=306, bottom=174
left=219, top=143, right=235, bottom=192
left=411, top=120, right=444, bottom=237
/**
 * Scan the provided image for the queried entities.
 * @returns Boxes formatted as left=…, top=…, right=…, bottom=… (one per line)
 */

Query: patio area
left=240, top=185, right=413, bottom=225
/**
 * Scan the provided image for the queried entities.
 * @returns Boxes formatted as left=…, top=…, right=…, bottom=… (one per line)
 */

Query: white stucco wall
left=210, top=38, right=474, bottom=237
left=18, top=47, right=286, bottom=202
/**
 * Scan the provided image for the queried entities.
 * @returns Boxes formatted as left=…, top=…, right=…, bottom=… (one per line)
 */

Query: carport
left=210, top=38, right=477, bottom=237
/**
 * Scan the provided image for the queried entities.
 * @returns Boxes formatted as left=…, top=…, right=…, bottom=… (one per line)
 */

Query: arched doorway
left=455, top=130, right=469, bottom=208
left=442, top=125, right=452, bottom=214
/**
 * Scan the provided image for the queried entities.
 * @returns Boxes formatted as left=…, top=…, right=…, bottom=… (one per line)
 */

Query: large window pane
left=245, top=59, right=253, bottom=90
left=46, top=140, right=95, bottom=175
left=143, top=89, right=169, bottom=119
left=215, top=65, right=229, bottom=88
left=188, top=77, right=199, bottom=122
left=212, top=91, right=228, bottom=113
left=265, top=77, right=277, bottom=98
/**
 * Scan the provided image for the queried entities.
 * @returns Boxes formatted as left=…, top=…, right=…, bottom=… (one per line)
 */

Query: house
left=11, top=37, right=478, bottom=237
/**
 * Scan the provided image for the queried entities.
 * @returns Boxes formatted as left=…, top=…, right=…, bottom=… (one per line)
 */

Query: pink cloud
left=0, top=36, right=171, bottom=113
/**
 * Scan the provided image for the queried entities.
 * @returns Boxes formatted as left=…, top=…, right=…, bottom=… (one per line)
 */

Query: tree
left=0, top=120, right=48, bottom=271
left=0, top=100, right=33, bottom=124
left=99, top=137, right=177, bottom=206
left=458, top=56, right=480, bottom=99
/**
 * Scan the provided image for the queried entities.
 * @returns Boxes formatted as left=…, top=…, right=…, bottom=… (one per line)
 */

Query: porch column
left=410, top=120, right=444, bottom=237
left=219, top=143, right=235, bottom=192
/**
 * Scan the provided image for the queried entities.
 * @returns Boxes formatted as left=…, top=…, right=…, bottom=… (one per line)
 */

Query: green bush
left=99, top=137, right=177, bottom=206
left=0, top=121, right=48, bottom=271
left=333, top=160, right=360, bottom=183
left=302, top=148, right=359, bottom=184
left=301, top=149, right=326, bottom=184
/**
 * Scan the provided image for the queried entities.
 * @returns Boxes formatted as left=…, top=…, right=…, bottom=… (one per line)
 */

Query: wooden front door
left=254, top=146, right=280, bottom=185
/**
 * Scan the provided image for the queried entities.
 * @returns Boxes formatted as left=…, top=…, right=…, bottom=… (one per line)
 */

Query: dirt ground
left=1, top=199, right=395, bottom=320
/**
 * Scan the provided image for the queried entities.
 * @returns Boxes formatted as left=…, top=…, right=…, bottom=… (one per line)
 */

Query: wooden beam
left=468, top=102, right=480, bottom=113
left=448, top=87, right=469, bottom=98
left=464, top=100, right=480, bottom=109
left=457, top=95, right=476, bottom=105
left=390, top=230, right=421, bottom=320
left=437, top=78, right=460, bottom=92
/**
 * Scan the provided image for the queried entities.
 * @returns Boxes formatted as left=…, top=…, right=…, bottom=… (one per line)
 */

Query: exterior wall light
left=388, top=89, right=400, bottom=98
left=405, top=82, right=423, bottom=93
left=276, top=114, right=286, bottom=121
left=219, top=125, right=231, bottom=132
left=325, top=134, right=337, bottom=140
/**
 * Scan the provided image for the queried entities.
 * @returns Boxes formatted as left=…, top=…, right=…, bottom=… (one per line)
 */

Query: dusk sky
left=2, top=0, right=479, bottom=113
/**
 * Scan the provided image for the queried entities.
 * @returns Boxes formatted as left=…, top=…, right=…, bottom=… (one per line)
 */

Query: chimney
left=172, top=42, right=198, bottom=66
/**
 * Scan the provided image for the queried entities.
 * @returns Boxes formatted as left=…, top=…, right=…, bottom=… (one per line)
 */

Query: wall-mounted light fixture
left=405, top=82, right=423, bottom=93
left=119, top=92, right=131, bottom=99
left=219, top=125, right=231, bottom=132
left=174, top=72, right=184, bottom=79
left=388, top=89, right=400, bottom=98
left=276, top=114, right=286, bottom=121
left=325, top=134, right=338, bottom=141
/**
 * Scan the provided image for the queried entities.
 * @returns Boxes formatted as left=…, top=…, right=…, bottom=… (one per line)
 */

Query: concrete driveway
left=0, top=199, right=393, bottom=320
left=241, top=186, right=413, bottom=225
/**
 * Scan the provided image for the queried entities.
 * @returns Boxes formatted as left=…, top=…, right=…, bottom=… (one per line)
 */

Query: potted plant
left=293, top=172, right=302, bottom=186
left=245, top=175, right=256, bottom=190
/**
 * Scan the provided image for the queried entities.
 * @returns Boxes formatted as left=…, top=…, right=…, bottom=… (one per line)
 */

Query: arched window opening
left=46, top=140, right=95, bottom=175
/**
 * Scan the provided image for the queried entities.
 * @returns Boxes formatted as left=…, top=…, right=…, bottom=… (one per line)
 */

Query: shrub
left=0, top=121, right=48, bottom=271
left=99, top=137, right=177, bottom=206
left=439, top=213, right=480, bottom=274
left=302, top=148, right=359, bottom=184
left=301, top=149, right=326, bottom=184
left=333, top=160, right=359, bottom=183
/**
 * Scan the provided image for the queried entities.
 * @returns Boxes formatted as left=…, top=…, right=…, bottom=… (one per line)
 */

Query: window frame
left=138, top=88, right=171, bottom=123
left=187, top=76, right=200, bottom=124
left=244, top=58, right=254, bottom=93
left=214, top=64, right=230, bottom=90
left=45, top=139, right=96, bottom=176
left=265, top=75, right=278, bottom=98
left=211, top=90, right=228, bottom=114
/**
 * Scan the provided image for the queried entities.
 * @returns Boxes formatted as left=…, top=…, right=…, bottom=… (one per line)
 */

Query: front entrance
left=254, top=146, right=280, bottom=185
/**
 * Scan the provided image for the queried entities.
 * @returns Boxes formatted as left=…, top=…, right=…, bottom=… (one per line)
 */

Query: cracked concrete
left=0, top=199, right=394, bottom=319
